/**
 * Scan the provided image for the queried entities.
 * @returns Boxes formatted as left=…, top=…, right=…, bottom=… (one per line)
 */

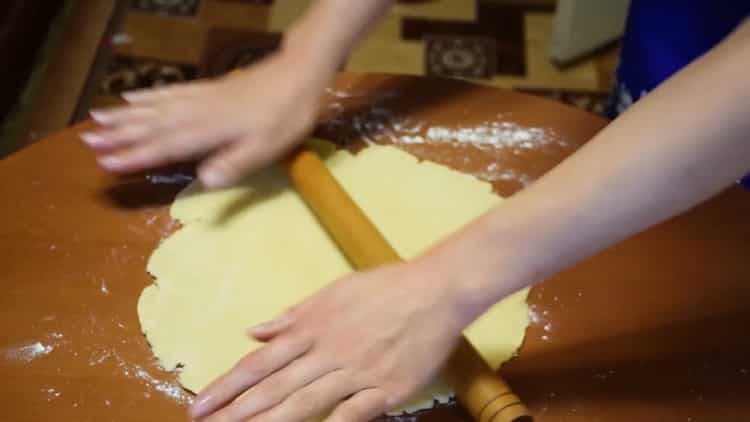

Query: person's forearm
left=281, top=0, right=393, bottom=82
left=426, top=20, right=750, bottom=322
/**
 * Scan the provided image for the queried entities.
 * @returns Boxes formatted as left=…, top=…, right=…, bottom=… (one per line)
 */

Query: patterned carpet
left=90, top=0, right=615, bottom=115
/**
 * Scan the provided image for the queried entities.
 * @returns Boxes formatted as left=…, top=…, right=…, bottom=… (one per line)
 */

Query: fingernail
left=249, top=314, right=291, bottom=336
left=122, top=90, right=147, bottom=102
left=89, top=110, right=108, bottom=123
left=98, top=155, right=122, bottom=169
left=250, top=319, right=278, bottom=335
left=199, top=168, right=227, bottom=189
left=121, top=92, right=137, bottom=102
left=189, top=394, right=213, bottom=418
left=80, top=132, right=104, bottom=146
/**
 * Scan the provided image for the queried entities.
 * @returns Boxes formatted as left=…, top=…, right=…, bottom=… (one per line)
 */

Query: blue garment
left=610, top=1, right=750, bottom=188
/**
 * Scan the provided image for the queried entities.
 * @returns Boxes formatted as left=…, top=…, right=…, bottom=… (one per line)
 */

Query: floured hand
left=82, top=53, right=322, bottom=189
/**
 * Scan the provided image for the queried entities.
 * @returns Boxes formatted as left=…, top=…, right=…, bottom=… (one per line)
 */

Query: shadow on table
left=101, top=163, right=195, bottom=209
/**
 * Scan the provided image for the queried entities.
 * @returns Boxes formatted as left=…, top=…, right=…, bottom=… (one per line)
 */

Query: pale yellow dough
left=138, top=142, right=530, bottom=415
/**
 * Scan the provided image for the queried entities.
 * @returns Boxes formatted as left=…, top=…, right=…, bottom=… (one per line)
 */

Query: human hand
left=82, top=53, right=325, bottom=188
left=189, top=262, right=472, bottom=422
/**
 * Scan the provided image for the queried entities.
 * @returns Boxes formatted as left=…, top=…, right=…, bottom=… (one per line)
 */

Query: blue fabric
left=617, top=1, right=750, bottom=99
left=610, top=1, right=750, bottom=188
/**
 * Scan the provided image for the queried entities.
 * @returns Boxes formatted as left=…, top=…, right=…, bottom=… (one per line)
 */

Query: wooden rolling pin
left=286, top=147, right=532, bottom=422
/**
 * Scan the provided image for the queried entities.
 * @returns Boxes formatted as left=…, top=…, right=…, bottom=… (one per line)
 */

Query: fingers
left=82, top=73, right=313, bottom=185
left=249, top=370, right=363, bottom=422
left=327, top=388, right=389, bottom=422
left=200, top=353, right=333, bottom=422
left=81, top=124, right=156, bottom=152
left=190, top=335, right=313, bottom=420
left=89, top=106, right=158, bottom=127
left=249, top=312, right=296, bottom=342
left=83, top=106, right=162, bottom=151
left=96, top=125, right=231, bottom=173
left=121, top=83, right=200, bottom=104
left=198, top=135, right=294, bottom=189
left=122, top=87, right=169, bottom=104
left=82, top=83, right=206, bottom=151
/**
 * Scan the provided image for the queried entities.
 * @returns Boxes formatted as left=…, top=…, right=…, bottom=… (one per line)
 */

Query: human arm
left=424, top=18, right=750, bottom=316
left=188, top=19, right=750, bottom=422
left=82, top=0, right=394, bottom=188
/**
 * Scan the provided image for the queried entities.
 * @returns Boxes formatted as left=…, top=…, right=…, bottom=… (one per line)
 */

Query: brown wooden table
left=1, top=73, right=749, bottom=421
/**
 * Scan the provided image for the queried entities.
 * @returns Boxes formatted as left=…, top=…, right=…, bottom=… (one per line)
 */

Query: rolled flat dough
left=138, top=141, right=530, bottom=415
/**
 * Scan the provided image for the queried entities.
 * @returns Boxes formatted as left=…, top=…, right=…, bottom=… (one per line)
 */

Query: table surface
left=2, top=73, right=749, bottom=422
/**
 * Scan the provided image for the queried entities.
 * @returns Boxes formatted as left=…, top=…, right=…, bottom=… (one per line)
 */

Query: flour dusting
left=89, top=348, right=192, bottom=404
left=322, top=85, right=562, bottom=149
left=2, top=341, right=54, bottom=362
left=475, top=167, right=533, bottom=185
left=321, top=98, right=560, bottom=150
left=425, top=121, right=555, bottom=149
left=320, top=89, right=569, bottom=188
left=44, top=387, right=62, bottom=401
left=125, top=364, right=192, bottom=403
